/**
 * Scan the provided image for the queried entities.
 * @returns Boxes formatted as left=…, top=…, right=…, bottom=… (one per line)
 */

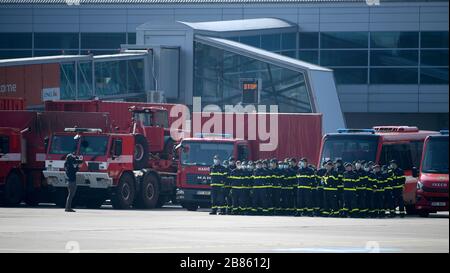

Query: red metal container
left=0, top=64, right=60, bottom=108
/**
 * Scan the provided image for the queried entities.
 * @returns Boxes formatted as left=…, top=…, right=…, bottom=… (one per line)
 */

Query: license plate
left=431, top=202, right=446, bottom=207
left=197, top=191, right=211, bottom=196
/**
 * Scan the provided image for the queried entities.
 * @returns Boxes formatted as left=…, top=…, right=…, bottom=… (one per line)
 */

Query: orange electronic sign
left=241, top=78, right=260, bottom=104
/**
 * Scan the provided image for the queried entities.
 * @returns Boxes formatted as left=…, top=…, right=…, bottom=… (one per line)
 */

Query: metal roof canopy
left=93, top=51, right=149, bottom=62
left=179, top=18, right=297, bottom=36
left=0, top=55, right=92, bottom=67
left=0, top=52, right=150, bottom=67
left=195, top=35, right=331, bottom=73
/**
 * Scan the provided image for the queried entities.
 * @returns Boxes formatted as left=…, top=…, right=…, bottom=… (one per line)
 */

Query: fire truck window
left=80, top=136, right=108, bottom=156
left=380, top=143, right=414, bottom=170
left=409, top=141, right=424, bottom=169
left=320, top=137, right=378, bottom=164
left=422, top=138, right=449, bottom=174
left=181, top=142, right=234, bottom=166
left=134, top=113, right=152, bottom=127
left=0, top=136, right=9, bottom=154
left=154, top=111, right=169, bottom=128
left=49, top=135, right=77, bottom=155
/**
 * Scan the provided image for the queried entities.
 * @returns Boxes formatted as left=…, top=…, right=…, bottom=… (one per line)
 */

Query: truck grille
left=423, top=186, right=449, bottom=194
left=88, top=162, right=100, bottom=172
left=186, top=174, right=211, bottom=186
left=427, top=197, right=449, bottom=202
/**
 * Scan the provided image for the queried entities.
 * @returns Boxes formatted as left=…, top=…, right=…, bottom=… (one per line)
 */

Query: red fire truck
left=318, top=126, right=438, bottom=215
left=43, top=128, right=177, bottom=209
left=0, top=109, right=112, bottom=206
left=415, top=130, right=449, bottom=217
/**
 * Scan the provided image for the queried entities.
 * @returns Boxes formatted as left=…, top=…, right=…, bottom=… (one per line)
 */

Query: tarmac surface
left=0, top=205, right=448, bottom=253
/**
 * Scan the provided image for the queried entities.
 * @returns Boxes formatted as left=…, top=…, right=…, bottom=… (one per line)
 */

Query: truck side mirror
left=412, top=167, right=419, bottom=178
left=44, top=137, right=49, bottom=152
left=114, top=139, right=123, bottom=157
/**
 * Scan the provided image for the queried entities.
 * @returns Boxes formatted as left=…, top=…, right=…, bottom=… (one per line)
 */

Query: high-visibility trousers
left=272, top=186, right=282, bottom=212
left=373, top=191, right=385, bottom=216
left=252, top=187, right=269, bottom=213
left=297, top=186, right=313, bottom=213
left=211, top=185, right=225, bottom=211
left=384, top=189, right=395, bottom=213
left=281, top=187, right=295, bottom=212
left=393, top=188, right=405, bottom=214
left=322, top=189, right=338, bottom=216
left=343, top=190, right=357, bottom=216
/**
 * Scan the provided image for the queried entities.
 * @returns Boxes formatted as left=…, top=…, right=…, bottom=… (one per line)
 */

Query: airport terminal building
left=0, top=0, right=448, bottom=131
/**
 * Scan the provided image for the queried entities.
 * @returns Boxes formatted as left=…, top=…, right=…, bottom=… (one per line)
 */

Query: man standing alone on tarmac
left=64, top=153, right=80, bottom=212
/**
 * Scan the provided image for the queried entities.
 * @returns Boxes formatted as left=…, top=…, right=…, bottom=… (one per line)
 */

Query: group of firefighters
left=209, top=156, right=406, bottom=218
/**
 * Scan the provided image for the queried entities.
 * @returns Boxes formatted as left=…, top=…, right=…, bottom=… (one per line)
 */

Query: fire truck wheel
left=134, top=135, right=149, bottom=170
left=4, top=173, right=24, bottom=206
left=137, top=173, right=160, bottom=209
left=53, top=188, right=68, bottom=208
left=112, top=173, right=136, bottom=209
left=156, top=196, right=167, bottom=208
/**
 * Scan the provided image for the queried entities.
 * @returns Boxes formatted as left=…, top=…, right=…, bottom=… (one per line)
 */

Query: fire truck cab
left=175, top=135, right=251, bottom=211
left=0, top=127, right=26, bottom=205
left=415, top=130, right=449, bottom=217
left=318, top=126, right=438, bottom=215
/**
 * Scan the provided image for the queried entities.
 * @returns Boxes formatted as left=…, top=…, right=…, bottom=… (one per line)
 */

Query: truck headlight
left=417, top=181, right=424, bottom=190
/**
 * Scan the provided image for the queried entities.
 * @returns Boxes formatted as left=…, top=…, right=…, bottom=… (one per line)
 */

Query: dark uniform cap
left=213, top=155, right=220, bottom=160
left=373, top=164, right=381, bottom=169
left=290, top=158, right=297, bottom=163
left=236, top=160, right=241, bottom=164
left=325, top=160, right=334, bottom=166
left=300, top=157, right=308, bottom=162
left=344, top=162, right=352, bottom=167
left=270, top=158, right=278, bottom=163
left=229, top=157, right=235, bottom=161
left=389, top=159, right=398, bottom=164
left=335, top=159, right=343, bottom=164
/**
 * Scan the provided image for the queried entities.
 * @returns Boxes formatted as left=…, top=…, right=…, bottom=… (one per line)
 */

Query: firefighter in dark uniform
left=288, top=158, right=299, bottom=213
left=251, top=160, right=267, bottom=215
left=224, top=157, right=236, bottom=215
left=282, top=159, right=297, bottom=216
left=321, top=160, right=339, bottom=217
left=229, top=160, right=245, bottom=215
left=315, top=161, right=327, bottom=216
left=389, top=160, right=406, bottom=218
left=371, top=164, right=385, bottom=218
left=342, top=162, right=358, bottom=218
left=261, top=160, right=272, bottom=215
left=354, top=161, right=367, bottom=218
left=382, top=165, right=395, bottom=217
left=334, top=159, right=345, bottom=216
left=296, top=158, right=315, bottom=217
left=209, top=155, right=227, bottom=215
left=268, top=159, right=282, bottom=215
left=364, top=162, right=376, bottom=218
left=242, top=161, right=254, bottom=215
